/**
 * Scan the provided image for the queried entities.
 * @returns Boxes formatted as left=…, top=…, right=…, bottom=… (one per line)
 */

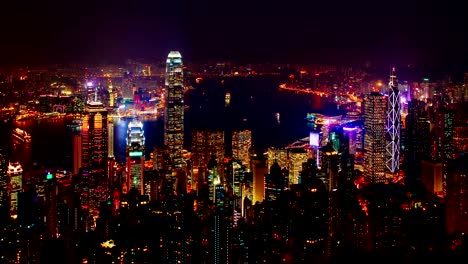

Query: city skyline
left=0, top=1, right=467, bottom=262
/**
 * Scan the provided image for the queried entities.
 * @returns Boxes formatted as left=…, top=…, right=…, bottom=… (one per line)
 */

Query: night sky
left=0, top=0, right=467, bottom=69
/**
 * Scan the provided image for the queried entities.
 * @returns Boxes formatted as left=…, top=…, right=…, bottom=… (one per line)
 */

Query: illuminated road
left=278, top=83, right=362, bottom=103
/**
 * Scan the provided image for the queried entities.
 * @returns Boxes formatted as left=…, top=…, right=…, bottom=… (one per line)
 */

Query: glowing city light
left=129, top=151, right=143, bottom=157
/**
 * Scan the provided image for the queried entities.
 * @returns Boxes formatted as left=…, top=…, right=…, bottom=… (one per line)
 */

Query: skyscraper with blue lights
left=386, top=67, right=401, bottom=175
left=126, top=119, right=145, bottom=195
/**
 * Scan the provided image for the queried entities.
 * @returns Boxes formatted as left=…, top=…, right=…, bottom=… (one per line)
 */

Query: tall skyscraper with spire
left=164, top=51, right=184, bottom=169
left=126, top=119, right=145, bottom=195
left=386, top=67, right=401, bottom=174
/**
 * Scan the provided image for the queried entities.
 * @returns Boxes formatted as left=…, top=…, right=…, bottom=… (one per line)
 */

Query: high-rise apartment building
left=364, top=92, right=387, bottom=183
left=164, top=51, right=185, bottom=169
left=126, top=119, right=145, bottom=195
left=386, top=68, right=401, bottom=175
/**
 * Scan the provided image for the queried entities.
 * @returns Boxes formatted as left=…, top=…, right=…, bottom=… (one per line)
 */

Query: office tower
left=342, top=126, right=358, bottom=155
left=266, top=147, right=288, bottom=170
left=420, top=160, right=443, bottom=194
left=162, top=195, right=196, bottom=263
left=300, top=158, right=318, bottom=189
left=309, top=131, right=321, bottom=168
left=164, top=51, right=185, bottom=169
left=7, top=161, right=23, bottom=219
left=81, top=101, right=109, bottom=218
left=223, top=158, right=248, bottom=221
left=442, top=108, right=455, bottom=197
left=44, top=172, right=58, bottom=238
left=122, top=72, right=134, bottom=100
left=445, top=157, right=468, bottom=234
left=232, top=130, right=252, bottom=170
left=107, top=117, right=116, bottom=188
left=207, top=155, right=220, bottom=202
left=404, top=99, right=428, bottom=185
left=0, top=150, right=8, bottom=214
left=225, top=159, right=244, bottom=200
left=386, top=67, right=401, bottom=175
left=320, top=143, right=339, bottom=191
left=452, top=102, right=468, bottom=157
left=81, top=101, right=108, bottom=176
left=191, top=129, right=225, bottom=171
left=252, top=158, right=267, bottom=203
left=214, top=184, right=232, bottom=264
left=85, top=81, right=97, bottom=103
left=363, top=92, right=387, bottom=183
left=108, top=117, right=114, bottom=158
left=72, top=134, right=82, bottom=175
left=265, top=161, right=286, bottom=201
left=126, top=119, right=145, bottom=195
left=108, top=84, right=114, bottom=107
left=288, top=148, right=309, bottom=186
left=145, top=169, right=159, bottom=201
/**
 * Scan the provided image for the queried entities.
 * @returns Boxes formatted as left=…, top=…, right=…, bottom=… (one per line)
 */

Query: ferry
left=12, top=128, right=31, bottom=143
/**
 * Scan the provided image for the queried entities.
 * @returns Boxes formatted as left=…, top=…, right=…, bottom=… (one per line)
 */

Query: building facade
left=386, top=67, right=401, bottom=175
left=164, top=51, right=185, bottom=169
left=364, top=92, right=387, bottom=183
left=126, top=119, right=145, bottom=195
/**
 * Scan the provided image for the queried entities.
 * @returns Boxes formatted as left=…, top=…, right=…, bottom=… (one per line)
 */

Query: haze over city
left=1, top=0, right=467, bottom=69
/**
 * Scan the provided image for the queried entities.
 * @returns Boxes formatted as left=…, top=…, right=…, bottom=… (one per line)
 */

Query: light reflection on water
left=12, top=117, right=163, bottom=171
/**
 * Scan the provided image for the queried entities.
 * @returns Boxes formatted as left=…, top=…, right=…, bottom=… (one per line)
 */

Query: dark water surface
left=2, top=76, right=331, bottom=171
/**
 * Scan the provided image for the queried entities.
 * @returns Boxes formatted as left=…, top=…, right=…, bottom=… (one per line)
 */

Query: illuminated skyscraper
left=126, top=119, right=145, bottom=195
left=265, top=161, right=286, bottom=201
left=364, top=92, right=387, bottom=183
left=288, top=149, right=308, bottom=186
left=0, top=150, right=8, bottom=213
left=82, top=101, right=109, bottom=218
left=386, top=68, right=401, bottom=174
left=267, top=147, right=288, bottom=170
left=108, top=117, right=114, bottom=158
left=107, top=117, right=116, bottom=189
left=72, top=134, right=82, bottom=175
left=232, top=130, right=252, bottom=169
left=214, top=184, right=232, bottom=264
left=164, top=51, right=184, bottom=169
left=7, top=161, right=22, bottom=219
left=81, top=101, right=108, bottom=176
left=191, top=129, right=225, bottom=171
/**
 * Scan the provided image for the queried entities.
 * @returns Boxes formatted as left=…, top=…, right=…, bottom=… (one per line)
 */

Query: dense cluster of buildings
left=0, top=53, right=466, bottom=263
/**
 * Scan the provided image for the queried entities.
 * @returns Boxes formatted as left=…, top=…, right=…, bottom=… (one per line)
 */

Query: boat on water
left=12, top=128, right=31, bottom=143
